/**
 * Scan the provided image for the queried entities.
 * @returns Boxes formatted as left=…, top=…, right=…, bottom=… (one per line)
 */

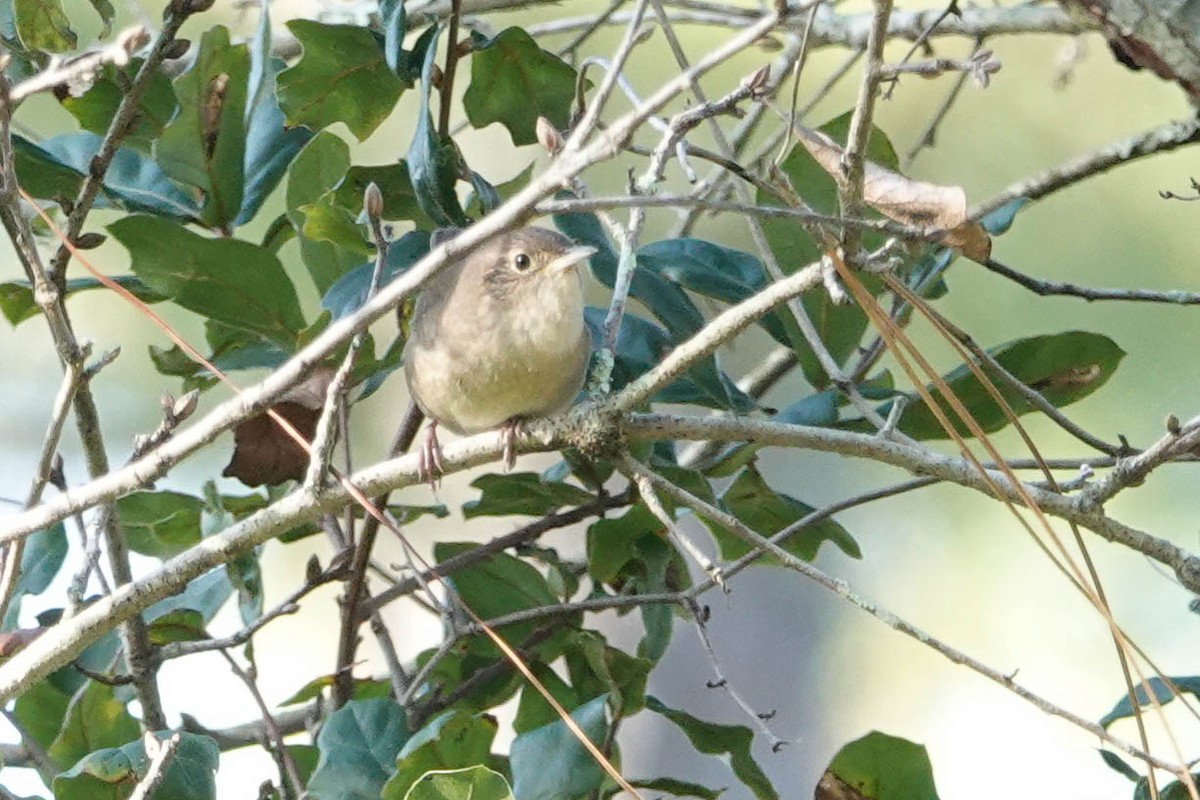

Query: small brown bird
left=403, top=226, right=596, bottom=479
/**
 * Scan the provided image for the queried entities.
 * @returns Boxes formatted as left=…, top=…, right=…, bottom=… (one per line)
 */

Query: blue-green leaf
left=406, top=25, right=468, bottom=227
left=510, top=694, right=607, bottom=800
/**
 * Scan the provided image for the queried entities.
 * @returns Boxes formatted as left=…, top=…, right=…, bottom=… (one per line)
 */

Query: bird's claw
left=418, top=420, right=445, bottom=489
left=500, top=418, right=523, bottom=471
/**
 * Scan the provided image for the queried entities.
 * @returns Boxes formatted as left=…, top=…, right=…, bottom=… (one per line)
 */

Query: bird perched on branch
left=403, top=226, right=597, bottom=481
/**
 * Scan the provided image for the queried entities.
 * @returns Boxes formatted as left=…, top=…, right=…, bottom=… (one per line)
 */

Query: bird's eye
left=513, top=252, right=532, bottom=271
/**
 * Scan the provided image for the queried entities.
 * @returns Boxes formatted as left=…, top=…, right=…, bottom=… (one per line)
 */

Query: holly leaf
left=463, top=27, right=578, bottom=146
left=156, top=25, right=250, bottom=229
left=277, top=20, right=404, bottom=140
left=109, top=215, right=306, bottom=347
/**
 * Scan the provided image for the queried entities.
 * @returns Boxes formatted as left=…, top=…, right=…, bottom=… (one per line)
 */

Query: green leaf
left=1135, top=777, right=1198, bottom=800
left=388, top=501, right=450, bottom=524
left=307, top=698, right=409, bottom=800
left=299, top=197, right=371, bottom=253
left=47, top=681, right=141, bottom=770
left=60, top=60, right=177, bottom=151
left=433, top=543, right=559, bottom=647
left=1098, top=749, right=1141, bottom=782
left=277, top=20, right=404, bottom=141
left=564, top=631, right=652, bottom=716
left=279, top=676, right=390, bottom=707
left=286, top=132, right=361, bottom=293
left=321, top=230, right=431, bottom=319
left=407, top=25, right=468, bottom=227
left=289, top=744, right=320, bottom=787
left=53, top=732, right=219, bottom=800
left=647, top=697, right=777, bottom=800
left=824, top=731, right=940, bottom=800
left=405, top=767, right=514, bottom=800
left=465, top=162, right=532, bottom=218
left=22, top=133, right=202, bottom=221
left=85, top=0, right=112, bottom=36
left=637, top=237, right=790, bottom=345
left=757, top=111, right=895, bottom=386
left=13, top=0, right=73, bottom=52
left=238, top=0, right=314, bottom=226
left=12, top=133, right=86, bottom=200
left=708, top=466, right=859, bottom=562
left=463, top=27, right=577, bottom=146
left=703, top=390, right=840, bottom=478
left=2, top=522, right=65, bottom=631
left=333, top=162, right=433, bottom=227
left=585, top=307, right=752, bottom=411
left=381, top=711, right=498, bottom=800
left=510, top=694, right=607, bottom=800
left=147, top=608, right=209, bottom=644
left=979, top=197, right=1028, bottom=235
left=881, top=331, right=1126, bottom=440
left=226, top=548, right=264, bottom=626
left=513, top=666, right=577, bottom=734
left=560, top=212, right=754, bottom=411
left=1099, top=676, right=1200, bottom=728
left=12, top=678, right=70, bottom=755
left=586, top=505, right=685, bottom=660
left=109, top=215, right=306, bottom=347
left=116, top=490, right=204, bottom=559
left=462, top=473, right=595, bottom=518
left=145, top=565, right=233, bottom=625
left=157, top=25, right=250, bottom=229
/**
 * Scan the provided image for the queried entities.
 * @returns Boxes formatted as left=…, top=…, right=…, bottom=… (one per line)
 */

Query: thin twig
left=978, top=258, right=1200, bottom=305
left=437, top=0, right=463, bottom=139
left=8, top=26, right=149, bottom=103
left=628, top=457, right=1185, bottom=774
left=973, top=116, right=1200, bottom=219
left=331, top=186, right=392, bottom=708
left=220, top=651, right=305, bottom=799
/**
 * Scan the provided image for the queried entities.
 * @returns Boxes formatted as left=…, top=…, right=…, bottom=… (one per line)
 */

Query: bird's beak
left=548, top=245, right=597, bottom=275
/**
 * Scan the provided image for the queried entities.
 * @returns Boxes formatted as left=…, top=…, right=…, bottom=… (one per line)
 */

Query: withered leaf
left=0, top=627, right=44, bottom=659
left=792, top=124, right=992, bottom=260
left=223, top=368, right=334, bottom=487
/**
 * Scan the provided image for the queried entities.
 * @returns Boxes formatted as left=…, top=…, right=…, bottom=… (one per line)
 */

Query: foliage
left=0, top=1, right=1190, bottom=800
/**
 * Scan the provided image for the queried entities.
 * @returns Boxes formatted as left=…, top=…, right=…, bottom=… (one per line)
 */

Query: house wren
left=403, top=226, right=597, bottom=478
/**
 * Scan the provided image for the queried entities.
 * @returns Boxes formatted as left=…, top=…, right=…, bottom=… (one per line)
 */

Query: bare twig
left=221, top=651, right=305, bottom=799
left=8, top=26, right=149, bottom=103
left=974, top=116, right=1200, bottom=219
left=978, top=258, right=1200, bottom=306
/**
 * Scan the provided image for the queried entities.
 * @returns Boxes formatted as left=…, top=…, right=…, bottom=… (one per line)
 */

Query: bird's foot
left=500, top=418, right=525, bottom=471
left=418, top=419, right=445, bottom=489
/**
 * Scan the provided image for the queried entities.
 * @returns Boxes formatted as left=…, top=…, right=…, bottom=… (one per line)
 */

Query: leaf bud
left=536, top=117, right=564, bottom=155
left=363, top=182, right=384, bottom=219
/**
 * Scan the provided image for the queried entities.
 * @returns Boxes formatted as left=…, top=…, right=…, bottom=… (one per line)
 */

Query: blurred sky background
left=3, top=0, right=1200, bottom=797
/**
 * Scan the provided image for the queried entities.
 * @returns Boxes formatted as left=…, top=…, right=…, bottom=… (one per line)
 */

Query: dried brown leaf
left=0, top=627, right=44, bottom=659
left=793, top=124, right=991, bottom=257
left=222, top=367, right=335, bottom=487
